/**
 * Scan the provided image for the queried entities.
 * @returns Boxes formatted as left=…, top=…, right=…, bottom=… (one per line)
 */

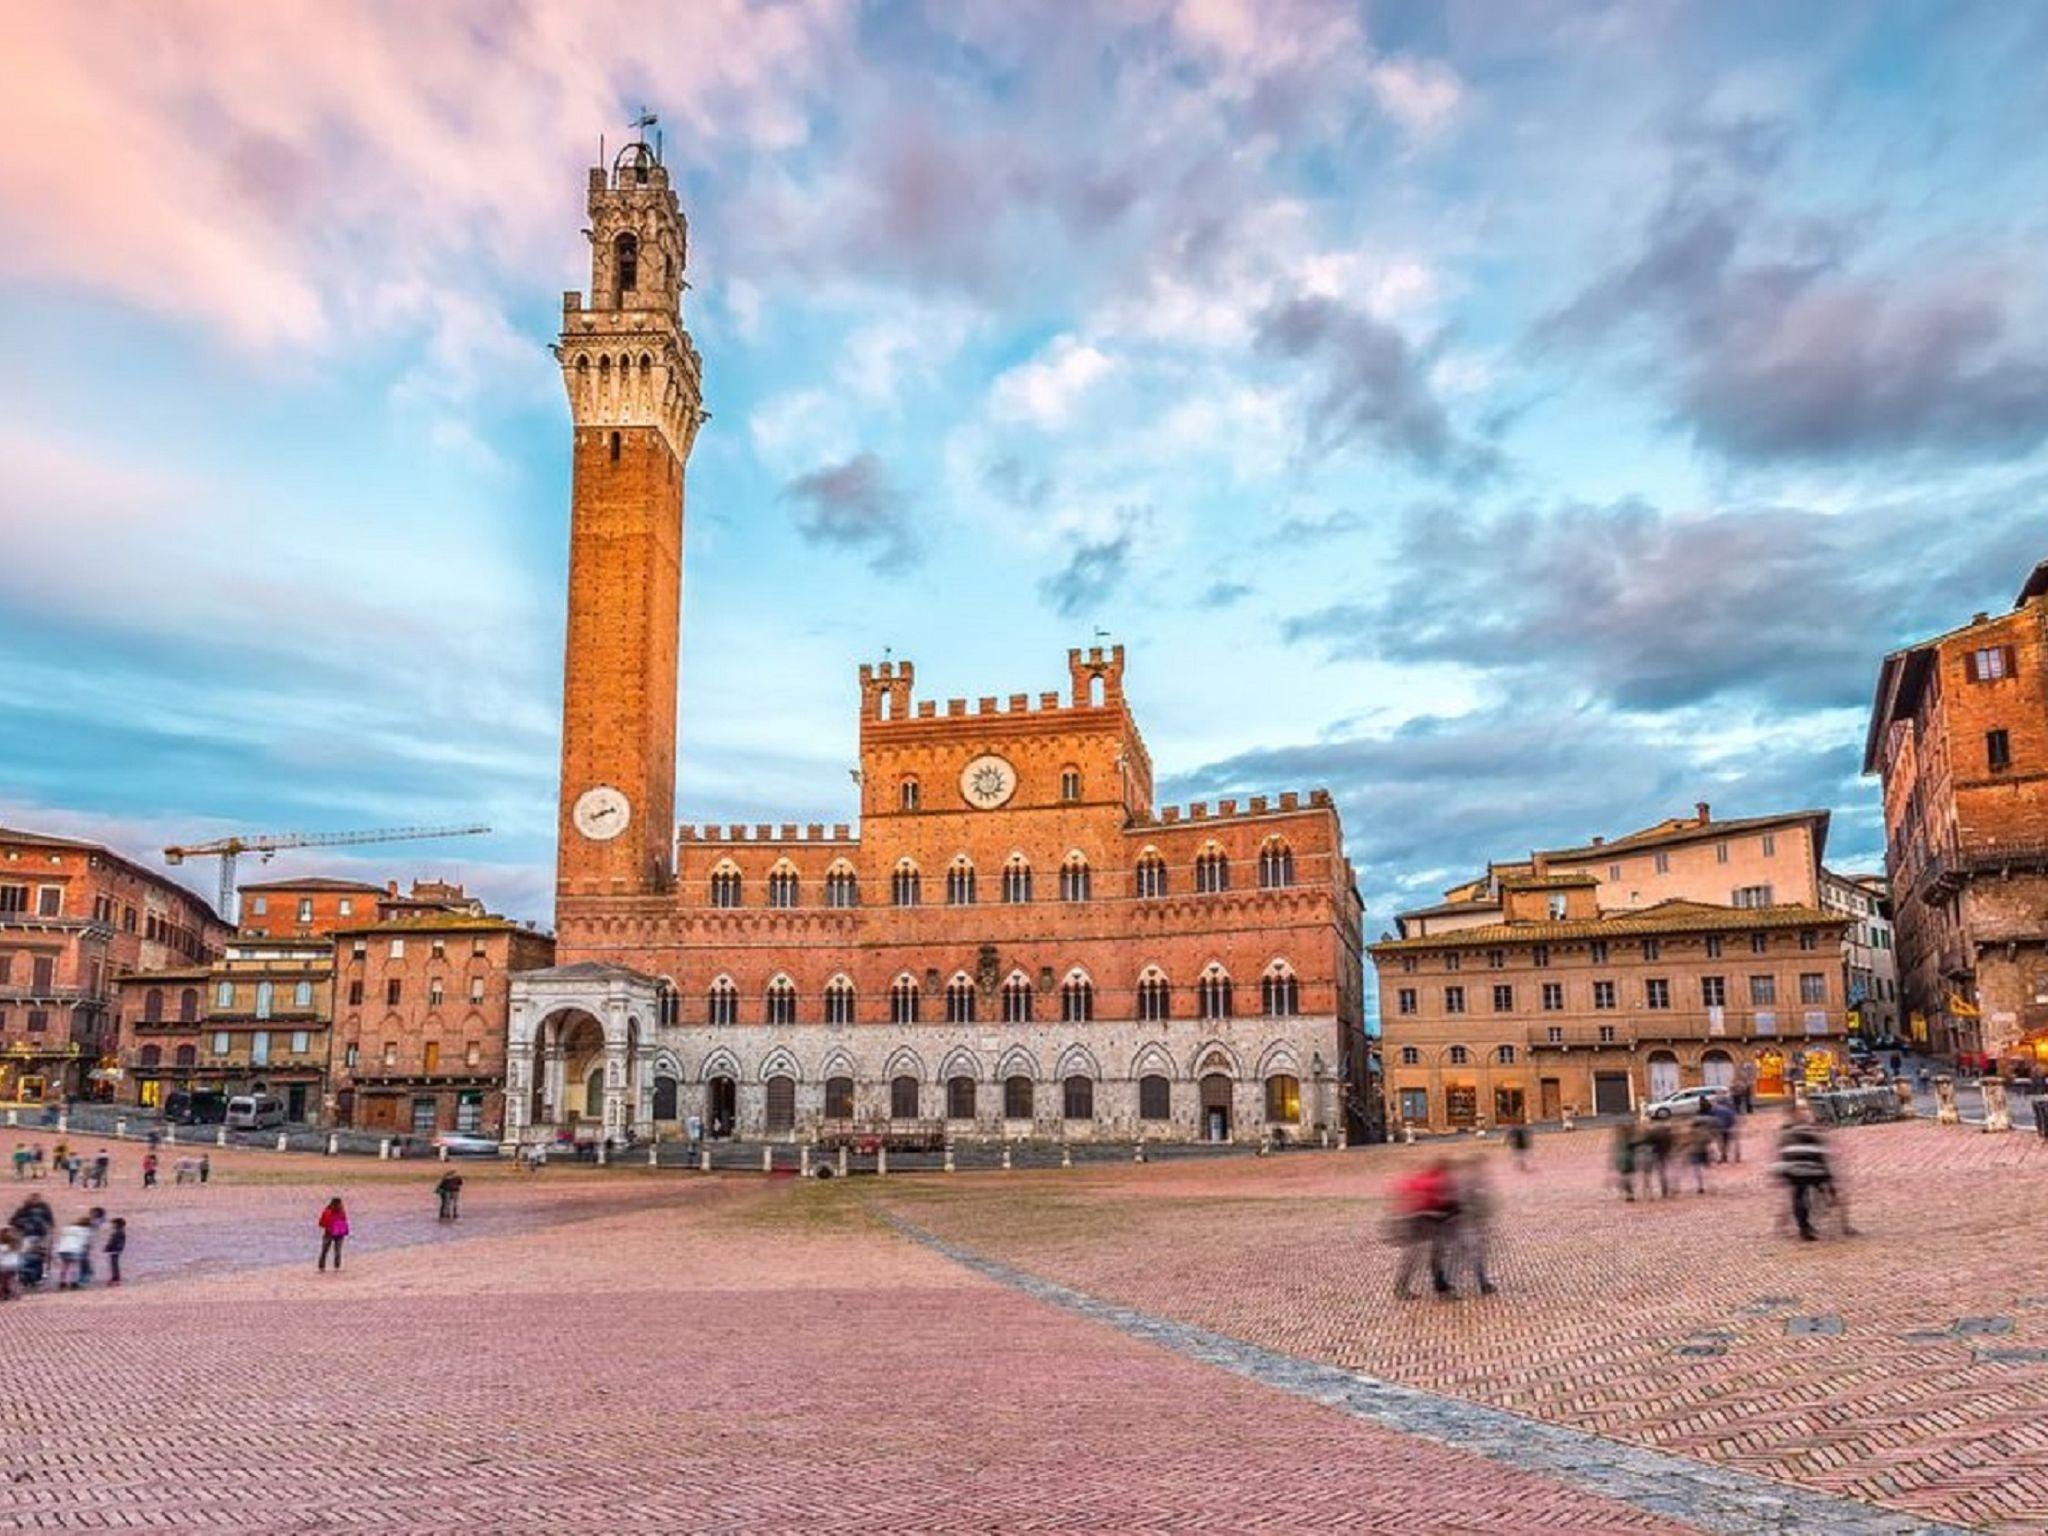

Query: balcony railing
left=1529, top=1009, right=1840, bottom=1049
left=1912, top=836, right=2048, bottom=901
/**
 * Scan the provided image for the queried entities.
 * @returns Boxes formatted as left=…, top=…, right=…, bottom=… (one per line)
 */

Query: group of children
left=0, top=1195, right=126, bottom=1298
left=11, top=1141, right=117, bottom=1187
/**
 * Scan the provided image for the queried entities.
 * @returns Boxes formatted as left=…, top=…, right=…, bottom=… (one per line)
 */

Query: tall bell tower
left=554, top=130, right=703, bottom=896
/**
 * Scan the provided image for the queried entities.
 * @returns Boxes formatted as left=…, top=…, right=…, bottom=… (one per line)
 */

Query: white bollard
left=836, top=1146, right=848, bottom=1179
left=1935, top=1075, right=1960, bottom=1125
left=1403, top=1123, right=1415, bottom=1144
left=438, top=1143, right=450, bottom=1162
left=876, top=1144, right=888, bottom=1177
left=648, top=1145, right=658, bottom=1167
left=276, top=1132, right=289, bottom=1153
left=762, top=1145, right=773, bottom=1173
left=217, top=1127, right=229, bottom=1148
left=800, top=1145, right=812, bottom=1178
left=596, top=1140, right=607, bottom=1166
left=164, top=1124, right=176, bottom=1145
left=1001, top=1145, right=1012, bottom=1171
left=1061, top=1143, right=1073, bottom=1168
left=378, top=1138, right=392, bottom=1160
left=943, top=1145, right=955, bottom=1173
left=1982, top=1077, right=2013, bottom=1133
left=1134, top=1141, right=1147, bottom=1164
left=326, top=1132, right=339, bottom=1156
left=57, top=1112, right=69, bottom=1133
left=116, top=1118, right=128, bottom=1139
left=699, top=1145, right=711, bottom=1173
left=4, top=1110, right=14, bottom=1128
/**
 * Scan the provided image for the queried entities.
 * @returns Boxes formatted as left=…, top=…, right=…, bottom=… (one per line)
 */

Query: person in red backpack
left=1390, top=1159, right=1459, bottom=1299
left=316, top=1197, right=350, bottom=1272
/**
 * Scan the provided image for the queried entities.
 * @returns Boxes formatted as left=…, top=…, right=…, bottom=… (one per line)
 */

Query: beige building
left=1374, top=806, right=1853, bottom=1131
left=1820, top=869, right=1898, bottom=1041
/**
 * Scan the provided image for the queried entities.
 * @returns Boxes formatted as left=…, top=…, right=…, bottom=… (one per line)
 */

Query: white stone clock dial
left=959, top=754, right=1018, bottom=810
left=573, top=785, right=632, bottom=841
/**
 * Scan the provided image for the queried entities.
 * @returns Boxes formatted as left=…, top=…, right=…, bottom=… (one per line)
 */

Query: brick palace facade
left=506, top=139, right=1368, bottom=1146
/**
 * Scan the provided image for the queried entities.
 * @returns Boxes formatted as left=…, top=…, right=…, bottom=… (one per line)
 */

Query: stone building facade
left=0, top=826, right=228, bottom=1102
left=509, top=141, right=1368, bottom=1147
left=1820, top=869, right=1897, bottom=1042
left=1866, top=558, right=2048, bottom=1066
left=1374, top=872, right=1851, bottom=1132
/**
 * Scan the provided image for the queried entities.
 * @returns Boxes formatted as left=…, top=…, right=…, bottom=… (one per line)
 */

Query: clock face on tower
left=572, top=785, right=632, bottom=841
left=959, top=754, right=1019, bottom=810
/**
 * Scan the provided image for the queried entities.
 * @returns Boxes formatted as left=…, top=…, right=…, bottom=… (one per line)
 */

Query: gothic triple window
left=889, top=975, right=920, bottom=1025
left=709, top=865, right=742, bottom=908
left=1196, top=964, right=1234, bottom=1020
left=1261, top=962, right=1299, bottom=1018
left=1194, top=847, right=1229, bottom=894
left=1135, top=851, right=1167, bottom=898
left=946, top=858, right=976, bottom=906
left=825, top=864, right=859, bottom=908
left=706, top=977, right=738, bottom=1027
left=1001, top=972, right=1034, bottom=1023
left=1059, top=853, right=1091, bottom=903
left=944, top=974, right=976, bottom=1024
left=1257, top=838, right=1295, bottom=889
left=767, top=867, right=800, bottom=908
left=656, top=978, right=680, bottom=1029
left=891, top=860, right=922, bottom=907
left=824, top=977, right=856, bottom=1026
left=1136, top=968, right=1171, bottom=1021
left=1002, top=856, right=1033, bottom=904
left=1061, top=971, right=1095, bottom=1023
left=765, top=976, right=797, bottom=1026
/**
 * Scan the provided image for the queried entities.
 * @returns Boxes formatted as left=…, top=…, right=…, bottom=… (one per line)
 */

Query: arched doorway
left=1647, top=1050, right=1680, bottom=1100
left=652, top=1073, right=679, bottom=1122
left=1701, top=1050, right=1735, bottom=1089
left=1200, top=1073, right=1232, bottom=1141
left=707, top=1076, right=737, bottom=1138
left=557, top=1014, right=606, bottom=1126
left=1756, top=1048, right=1786, bottom=1097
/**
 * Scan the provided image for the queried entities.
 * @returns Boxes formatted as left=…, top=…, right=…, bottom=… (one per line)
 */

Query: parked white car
left=1644, top=1085, right=1729, bottom=1120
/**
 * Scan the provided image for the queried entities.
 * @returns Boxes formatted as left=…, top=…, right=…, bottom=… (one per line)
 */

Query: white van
left=225, top=1094, right=287, bottom=1130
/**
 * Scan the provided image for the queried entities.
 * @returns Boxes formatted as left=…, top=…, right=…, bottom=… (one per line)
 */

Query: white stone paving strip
left=874, top=1207, right=1974, bottom=1536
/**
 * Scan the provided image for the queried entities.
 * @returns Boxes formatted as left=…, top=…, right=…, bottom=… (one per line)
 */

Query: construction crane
left=163, top=824, right=491, bottom=923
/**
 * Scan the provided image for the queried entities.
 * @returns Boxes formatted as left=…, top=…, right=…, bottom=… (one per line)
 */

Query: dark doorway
left=1200, top=1073, right=1232, bottom=1141
left=765, top=1074, right=796, bottom=1135
left=707, top=1076, right=737, bottom=1138
left=1593, top=1071, right=1632, bottom=1116
left=286, top=1084, right=308, bottom=1123
left=652, top=1074, right=679, bottom=1121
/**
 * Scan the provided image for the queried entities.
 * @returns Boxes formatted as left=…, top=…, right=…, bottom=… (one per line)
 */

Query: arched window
left=707, top=976, right=739, bottom=1026
left=899, top=777, right=921, bottom=812
left=891, top=859, right=921, bottom=907
left=767, top=865, right=800, bottom=908
left=890, top=1075, right=920, bottom=1120
left=947, top=1075, right=976, bottom=1119
left=138, top=1044, right=162, bottom=1068
left=1447, top=1045, right=1470, bottom=1066
left=944, top=973, right=976, bottom=1024
left=889, top=974, right=920, bottom=1024
left=1195, top=846, right=1230, bottom=894
left=1136, top=967, right=1171, bottom=1021
left=825, top=862, right=859, bottom=908
left=946, top=857, right=976, bottom=906
left=656, top=977, right=680, bottom=1029
left=1258, top=837, right=1295, bottom=889
left=178, top=988, right=199, bottom=1023
left=824, top=1076, right=854, bottom=1119
left=1002, top=854, right=1032, bottom=904
left=765, top=1074, right=796, bottom=1134
left=820, top=976, right=854, bottom=1026
left=1265, top=1074, right=1301, bottom=1122
left=1139, top=1074, right=1172, bottom=1120
left=1063, top=1075, right=1095, bottom=1121
left=1059, top=767, right=1082, bottom=802
left=1059, top=852, right=1091, bottom=903
left=255, top=981, right=274, bottom=1019
left=709, top=863, right=742, bottom=908
left=1196, top=964, right=1234, bottom=1020
left=1261, top=962, right=1299, bottom=1018
left=1004, top=1075, right=1034, bottom=1119
left=1001, top=972, right=1033, bottom=1023
left=1135, top=850, right=1168, bottom=898
left=765, top=976, right=797, bottom=1026
left=614, top=231, right=639, bottom=292
left=142, top=988, right=164, bottom=1023
left=174, top=1044, right=196, bottom=1068
left=1496, top=1044, right=1516, bottom=1065
left=1061, top=971, right=1094, bottom=1023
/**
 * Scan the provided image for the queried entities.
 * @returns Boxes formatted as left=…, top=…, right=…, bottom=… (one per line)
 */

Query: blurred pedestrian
left=316, top=1197, right=349, bottom=1272
left=141, top=1152, right=159, bottom=1190
left=0, top=1225, right=19, bottom=1299
left=199, top=1154, right=211, bottom=1185
left=1711, top=1098, right=1739, bottom=1163
left=1611, top=1122, right=1637, bottom=1202
left=1638, top=1119, right=1674, bottom=1200
left=80, top=1207, right=106, bottom=1284
left=1773, top=1110, right=1832, bottom=1241
left=1734, top=1061, right=1757, bottom=1115
left=1452, top=1156, right=1497, bottom=1295
left=1505, top=1122, right=1532, bottom=1172
left=1685, top=1113, right=1716, bottom=1193
left=54, top=1213, right=91, bottom=1289
left=104, top=1216, right=126, bottom=1286
left=9, top=1144, right=28, bottom=1180
left=90, top=1150, right=111, bottom=1190
left=1390, top=1158, right=1457, bottom=1298
left=434, top=1170, right=463, bottom=1221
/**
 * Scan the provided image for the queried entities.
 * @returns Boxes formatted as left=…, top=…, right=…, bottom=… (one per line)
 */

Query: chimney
left=1591, top=835, right=1605, bottom=847
left=1695, top=802, right=1710, bottom=824
left=1973, top=611, right=1990, bottom=625
left=386, top=879, right=399, bottom=897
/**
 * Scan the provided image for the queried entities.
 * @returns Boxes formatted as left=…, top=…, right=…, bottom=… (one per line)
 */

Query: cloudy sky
left=3, top=0, right=2045, bottom=939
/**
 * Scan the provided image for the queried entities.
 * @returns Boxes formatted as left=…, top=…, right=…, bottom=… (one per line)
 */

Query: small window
left=1715, top=841, right=1729, bottom=865
left=216, top=981, right=234, bottom=1009
left=1749, top=975, right=1777, bottom=1006
left=390, top=938, right=405, bottom=959
left=1761, top=833, right=1777, bottom=857
left=1705, top=935, right=1724, bottom=959
left=294, top=980, right=313, bottom=1009
left=249, top=896, right=268, bottom=916
left=428, top=980, right=444, bottom=1007
left=1641, top=938, right=1660, bottom=961
left=470, top=978, right=485, bottom=1005
left=1486, top=949, right=1505, bottom=969
left=385, top=979, right=402, bottom=1006
left=1654, top=852, right=1670, bottom=873
left=1396, top=987, right=1417, bottom=1015
left=1491, top=983, right=1513, bottom=1012
left=1532, top=945, right=1551, bottom=968
left=1799, top=929, right=1817, bottom=951
left=1495, top=1044, right=1515, bottom=1065
left=1989, top=729, right=2012, bottom=771
left=1590, top=941, right=1609, bottom=964
left=1541, top=982, right=1564, bottom=1011
left=1444, top=952, right=1462, bottom=971
left=211, top=1031, right=230, bottom=1056
left=1547, top=893, right=1567, bottom=919
left=347, top=979, right=364, bottom=1006
left=1444, top=985, right=1466, bottom=1014
left=614, top=231, right=639, bottom=292
left=1644, top=978, right=1671, bottom=1010
left=899, top=778, right=921, bottom=812
left=338, top=899, right=353, bottom=917
left=1399, top=1046, right=1420, bottom=1066
left=422, top=1041, right=441, bottom=1074
left=1448, top=1045, right=1469, bottom=1065
left=1799, top=972, right=1827, bottom=1005
left=1059, top=767, right=1082, bottom=802
left=1751, top=931, right=1770, bottom=954
left=1967, top=644, right=2015, bottom=682
left=1593, top=980, right=1616, bottom=1010
left=1264, top=1074, right=1300, bottom=1122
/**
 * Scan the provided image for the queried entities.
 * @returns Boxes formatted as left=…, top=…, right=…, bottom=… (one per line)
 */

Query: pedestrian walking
left=61, top=1146, right=79, bottom=1186
left=54, top=1214, right=91, bottom=1289
left=1505, top=1122, right=1532, bottom=1172
left=10, top=1144, right=29, bottom=1181
left=80, top=1207, right=106, bottom=1284
left=316, top=1197, right=349, bottom=1272
left=0, top=1225, right=20, bottom=1300
left=1451, top=1156, right=1497, bottom=1295
left=90, top=1150, right=111, bottom=1190
left=434, top=1171, right=463, bottom=1221
left=1389, top=1159, right=1458, bottom=1298
left=1685, top=1113, right=1716, bottom=1193
left=1734, top=1060, right=1757, bottom=1115
left=199, top=1154, right=211, bottom=1185
left=142, top=1152, right=159, bottom=1190
left=686, top=1112, right=703, bottom=1156
left=104, top=1217, right=126, bottom=1286
left=1773, top=1111, right=1832, bottom=1241
left=1611, top=1122, right=1637, bottom=1202
left=1638, top=1119, right=1674, bottom=1200
left=146, top=1129, right=161, bottom=1152
left=1711, top=1098, right=1739, bottom=1163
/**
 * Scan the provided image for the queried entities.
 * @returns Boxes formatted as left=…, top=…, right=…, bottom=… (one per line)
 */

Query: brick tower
left=554, top=135, right=703, bottom=897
